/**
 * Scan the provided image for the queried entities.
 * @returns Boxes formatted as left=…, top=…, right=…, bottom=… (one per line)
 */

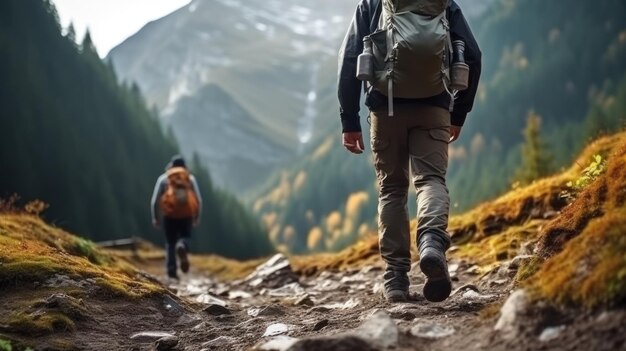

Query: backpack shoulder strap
left=371, top=0, right=383, bottom=32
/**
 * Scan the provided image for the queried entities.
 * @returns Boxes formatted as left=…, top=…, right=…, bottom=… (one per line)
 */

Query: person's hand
left=449, top=126, right=462, bottom=143
left=343, top=132, right=365, bottom=154
left=152, top=219, right=161, bottom=229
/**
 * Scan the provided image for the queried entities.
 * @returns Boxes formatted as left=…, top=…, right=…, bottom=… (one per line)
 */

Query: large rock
left=494, top=289, right=529, bottom=338
left=263, top=323, right=292, bottom=337
left=256, top=336, right=299, bottom=351
left=283, top=310, right=395, bottom=351
left=204, top=304, right=231, bottom=316
left=247, top=254, right=299, bottom=289
left=155, top=336, right=179, bottom=351
left=355, top=310, right=398, bottom=348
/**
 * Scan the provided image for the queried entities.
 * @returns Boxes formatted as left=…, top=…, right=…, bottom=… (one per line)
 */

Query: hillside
left=447, top=0, right=626, bottom=210
left=0, top=208, right=174, bottom=350
left=1, top=130, right=624, bottom=350
left=0, top=0, right=271, bottom=259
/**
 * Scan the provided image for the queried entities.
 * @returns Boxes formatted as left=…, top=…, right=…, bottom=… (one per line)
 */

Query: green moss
left=0, top=214, right=165, bottom=298
left=7, top=311, right=75, bottom=336
left=0, top=260, right=66, bottom=285
left=63, top=237, right=108, bottom=265
left=528, top=139, right=626, bottom=309
left=516, top=256, right=543, bottom=282
left=452, top=222, right=541, bottom=267
left=0, top=339, right=12, bottom=351
left=531, top=202, right=626, bottom=308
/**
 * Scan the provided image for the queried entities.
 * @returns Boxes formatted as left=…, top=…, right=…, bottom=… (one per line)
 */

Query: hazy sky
left=52, top=0, right=191, bottom=57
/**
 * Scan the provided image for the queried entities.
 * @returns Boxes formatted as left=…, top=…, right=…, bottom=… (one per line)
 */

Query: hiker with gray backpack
left=338, top=0, right=481, bottom=302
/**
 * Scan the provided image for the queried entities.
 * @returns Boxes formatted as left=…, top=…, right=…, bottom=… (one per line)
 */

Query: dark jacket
left=338, top=0, right=482, bottom=132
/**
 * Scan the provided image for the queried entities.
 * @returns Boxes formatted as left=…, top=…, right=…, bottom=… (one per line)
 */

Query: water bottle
left=356, top=37, right=374, bottom=82
left=450, top=40, right=469, bottom=91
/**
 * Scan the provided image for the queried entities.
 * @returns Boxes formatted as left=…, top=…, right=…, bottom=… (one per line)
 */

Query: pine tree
left=515, top=111, right=554, bottom=184
left=65, top=22, right=76, bottom=45
left=80, top=29, right=98, bottom=56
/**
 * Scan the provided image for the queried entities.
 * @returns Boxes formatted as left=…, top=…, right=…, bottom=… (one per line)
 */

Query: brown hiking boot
left=176, top=241, right=189, bottom=273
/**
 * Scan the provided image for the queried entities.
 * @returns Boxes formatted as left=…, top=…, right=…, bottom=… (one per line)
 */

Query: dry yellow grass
left=448, top=132, right=626, bottom=247
left=0, top=213, right=164, bottom=298
left=526, top=133, right=626, bottom=308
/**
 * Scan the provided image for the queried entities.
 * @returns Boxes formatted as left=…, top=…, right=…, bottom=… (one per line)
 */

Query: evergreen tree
left=65, top=22, right=76, bottom=44
left=80, top=29, right=98, bottom=56
left=0, top=0, right=272, bottom=259
left=515, top=111, right=554, bottom=184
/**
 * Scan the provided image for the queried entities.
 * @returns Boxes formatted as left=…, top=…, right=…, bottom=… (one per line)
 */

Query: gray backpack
left=357, top=0, right=453, bottom=116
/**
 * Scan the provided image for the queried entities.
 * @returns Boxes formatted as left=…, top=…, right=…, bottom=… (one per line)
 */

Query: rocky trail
left=119, top=249, right=625, bottom=351
left=3, top=133, right=626, bottom=351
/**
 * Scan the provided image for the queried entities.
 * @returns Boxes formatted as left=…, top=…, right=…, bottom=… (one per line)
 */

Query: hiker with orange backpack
left=151, top=155, right=202, bottom=279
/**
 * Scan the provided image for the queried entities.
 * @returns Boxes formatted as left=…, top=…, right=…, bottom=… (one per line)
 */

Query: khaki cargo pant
left=370, top=103, right=452, bottom=272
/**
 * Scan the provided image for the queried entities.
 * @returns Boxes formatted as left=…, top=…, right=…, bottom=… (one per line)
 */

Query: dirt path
left=2, top=249, right=624, bottom=351
left=130, top=252, right=625, bottom=351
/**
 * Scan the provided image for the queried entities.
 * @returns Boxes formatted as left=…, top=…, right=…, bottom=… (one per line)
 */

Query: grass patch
left=448, top=132, right=626, bottom=247
left=520, top=132, right=626, bottom=308
left=529, top=207, right=626, bottom=308
left=0, top=213, right=165, bottom=298
left=452, top=221, right=542, bottom=267
left=191, top=255, right=265, bottom=281
left=0, top=339, right=12, bottom=351
left=515, top=256, right=543, bottom=282
left=291, top=235, right=381, bottom=276
left=7, top=311, right=75, bottom=336
left=64, top=237, right=108, bottom=265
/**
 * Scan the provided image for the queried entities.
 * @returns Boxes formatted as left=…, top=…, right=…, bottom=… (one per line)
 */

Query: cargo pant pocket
left=371, top=136, right=390, bottom=177
left=410, top=127, right=449, bottom=180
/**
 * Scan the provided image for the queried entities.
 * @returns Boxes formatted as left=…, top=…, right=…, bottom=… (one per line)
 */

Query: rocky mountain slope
left=108, top=0, right=355, bottom=192
left=1, top=130, right=624, bottom=350
left=107, top=0, right=493, bottom=194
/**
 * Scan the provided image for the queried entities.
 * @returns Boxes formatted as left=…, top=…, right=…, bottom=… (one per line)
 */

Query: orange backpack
left=160, top=167, right=199, bottom=219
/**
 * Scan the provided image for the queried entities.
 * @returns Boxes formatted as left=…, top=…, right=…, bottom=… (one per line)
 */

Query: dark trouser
left=370, top=103, right=452, bottom=272
left=163, top=217, right=192, bottom=276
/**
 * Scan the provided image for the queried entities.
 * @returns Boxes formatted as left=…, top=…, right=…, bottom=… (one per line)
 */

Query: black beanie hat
left=167, top=155, right=186, bottom=169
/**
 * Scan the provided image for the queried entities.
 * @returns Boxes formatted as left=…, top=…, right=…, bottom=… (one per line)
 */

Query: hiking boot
left=419, top=233, right=452, bottom=302
left=176, top=241, right=190, bottom=274
left=383, top=270, right=410, bottom=302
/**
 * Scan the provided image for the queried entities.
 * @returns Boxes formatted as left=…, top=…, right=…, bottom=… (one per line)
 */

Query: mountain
left=0, top=0, right=272, bottom=259
left=107, top=0, right=492, bottom=194
left=170, top=84, right=292, bottom=192
left=108, top=0, right=356, bottom=193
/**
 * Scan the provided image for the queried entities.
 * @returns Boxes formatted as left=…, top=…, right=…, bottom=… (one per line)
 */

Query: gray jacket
left=151, top=173, right=203, bottom=222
